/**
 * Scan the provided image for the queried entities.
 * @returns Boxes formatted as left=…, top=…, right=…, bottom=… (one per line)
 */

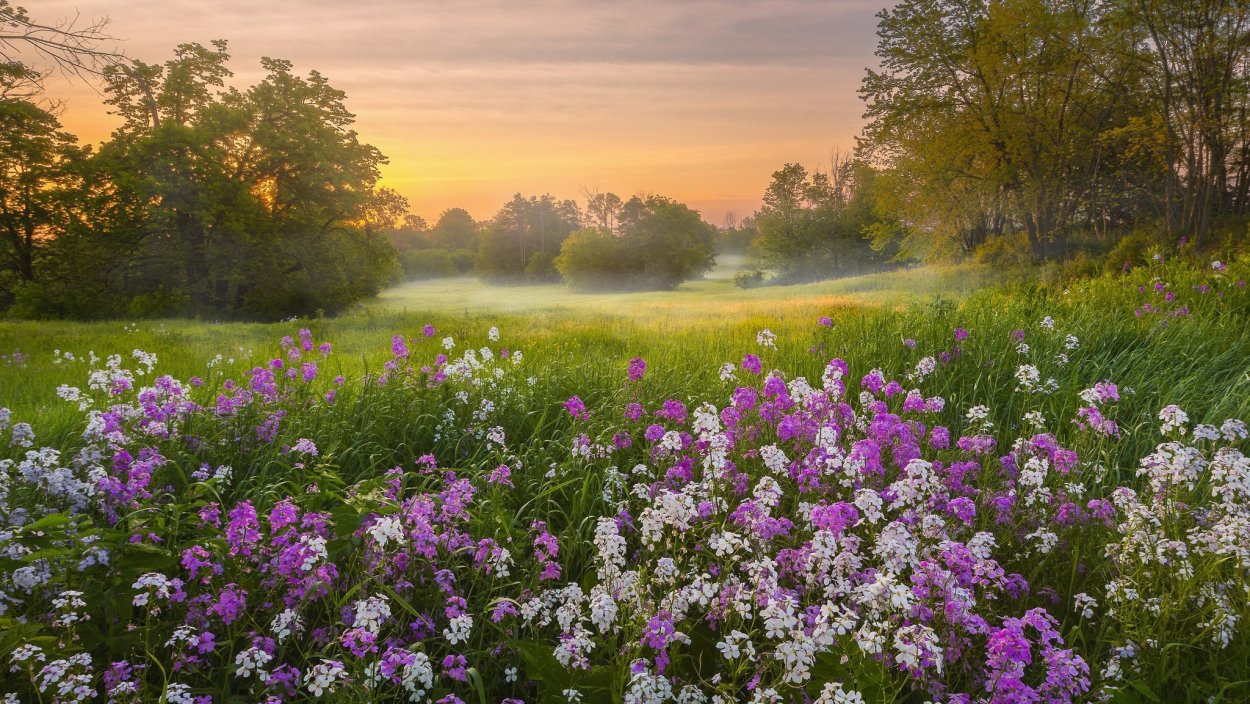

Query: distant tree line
left=386, top=192, right=718, bottom=290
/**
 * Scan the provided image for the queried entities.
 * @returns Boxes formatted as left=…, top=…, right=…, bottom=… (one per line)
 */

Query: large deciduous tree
left=477, top=194, right=582, bottom=282
left=37, top=41, right=401, bottom=318
left=753, top=159, right=883, bottom=279
left=0, top=68, right=84, bottom=300
left=859, top=0, right=1145, bottom=260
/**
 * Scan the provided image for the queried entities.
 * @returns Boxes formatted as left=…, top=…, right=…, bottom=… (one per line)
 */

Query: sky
left=31, top=0, right=883, bottom=225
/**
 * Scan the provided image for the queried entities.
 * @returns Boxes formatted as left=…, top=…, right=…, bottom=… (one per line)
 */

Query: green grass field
left=0, top=264, right=1013, bottom=417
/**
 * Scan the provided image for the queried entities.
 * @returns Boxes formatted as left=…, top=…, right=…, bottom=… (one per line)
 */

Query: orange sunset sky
left=31, top=0, right=883, bottom=225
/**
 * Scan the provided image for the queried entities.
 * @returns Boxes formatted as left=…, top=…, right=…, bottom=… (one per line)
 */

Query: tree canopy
left=5, top=41, right=401, bottom=319
left=556, top=194, right=716, bottom=290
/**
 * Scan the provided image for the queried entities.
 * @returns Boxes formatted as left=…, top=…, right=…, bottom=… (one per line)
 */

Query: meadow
left=1, top=256, right=1248, bottom=703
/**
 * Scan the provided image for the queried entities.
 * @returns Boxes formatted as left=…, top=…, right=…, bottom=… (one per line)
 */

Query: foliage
left=858, top=0, right=1250, bottom=260
left=477, top=194, right=582, bottom=282
left=753, top=161, right=886, bottom=281
left=732, top=268, right=766, bottom=289
left=0, top=87, right=85, bottom=308
left=3, top=41, right=400, bottom=320
left=555, top=195, right=717, bottom=290
left=399, top=249, right=476, bottom=280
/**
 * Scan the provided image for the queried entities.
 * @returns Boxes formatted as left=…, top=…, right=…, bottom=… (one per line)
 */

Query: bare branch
left=0, top=1, right=125, bottom=81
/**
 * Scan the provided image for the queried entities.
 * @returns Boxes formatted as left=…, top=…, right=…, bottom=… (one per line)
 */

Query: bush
left=449, top=248, right=476, bottom=274
left=525, top=251, right=559, bottom=281
left=733, top=268, right=766, bottom=288
left=973, top=232, right=1034, bottom=267
left=126, top=287, right=193, bottom=318
left=555, top=196, right=716, bottom=290
left=400, top=249, right=458, bottom=279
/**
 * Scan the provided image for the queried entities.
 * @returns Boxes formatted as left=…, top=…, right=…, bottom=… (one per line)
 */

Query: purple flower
left=210, top=585, right=247, bottom=625
left=564, top=396, right=588, bottom=420
left=487, top=464, right=513, bottom=487
left=292, top=438, right=318, bottom=456
left=225, top=501, right=260, bottom=556
left=809, top=502, right=859, bottom=535
left=628, top=356, right=647, bottom=382
left=741, top=354, right=762, bottom=375
left=655, top=399, right=687, bottom=423
left=391, top=335, right=409, bottom=358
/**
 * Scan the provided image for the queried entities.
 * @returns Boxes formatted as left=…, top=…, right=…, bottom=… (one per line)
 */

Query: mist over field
left=3, top=1, right=1250, bottom=703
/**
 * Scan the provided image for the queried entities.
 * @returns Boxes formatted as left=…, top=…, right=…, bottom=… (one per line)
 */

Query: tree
left=425, top=207, right=478, bottom=250
left=0, top=89, right=83, bottom=300
left=477, top=194, right=581, bottom=282
left=858, top=0, right=1144, bottom=260
left=1, top=0, right=122, bottom=80
left=583, top=188, right=623, bottom=231
left=1135, top=0, right=1250, bottom=242
left=555, top=194, right=716, bottom=290
left=753, top=161, right=882, bottom=279
left=32, top=40, right=399, bottom=318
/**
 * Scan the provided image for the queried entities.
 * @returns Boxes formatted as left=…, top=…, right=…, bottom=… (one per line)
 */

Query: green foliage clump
left=753, top=161, right=889, bottom=281
left=399, top=248, right=476, bottom=279
left=732, top=268, right=766, bottom=288
left=476, top=194, right=582, bottom=282
left=555, top=195, right=716, bottom=290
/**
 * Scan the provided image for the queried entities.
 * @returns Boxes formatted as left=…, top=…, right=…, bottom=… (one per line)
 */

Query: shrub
left=974, top=232, right=1034, bottom=267
left=556, top=196, right=716, bottom=290
left=400, top=249, right=458, bottom=279
left=733, top=268, right=766, bottom=288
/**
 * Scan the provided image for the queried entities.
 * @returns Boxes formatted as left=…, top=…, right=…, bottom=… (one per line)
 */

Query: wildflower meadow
left=0, top=256, right=1247, bottom=704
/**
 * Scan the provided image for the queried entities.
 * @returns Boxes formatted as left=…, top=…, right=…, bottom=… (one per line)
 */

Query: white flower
left=756, top=329, right=777, bottom=348
left=717, top=630, right=754, bottom=660
left=367, top=516, right=405, bottom=548
left=443, top=613, right=473, bottom=645
left=1074, top=593, right=1098, bottom=619
left=815, top=682, right=865, bottom=704
left=235, top=646, right=274, bottom=680
left=488, top=326, right=500, bottom=341
left=1159, top=405, right=1189, bottom=435
left=165, top=683, right=194, bottom=704
left=352, top=594, right=391, bottom=634
left=909, top=356, right=936, bottom=381
left=304, top=660, right=347, bottom=697
left=132, top=572, right=172, bottom=606
left=272, top=609, right=302, bottom=641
